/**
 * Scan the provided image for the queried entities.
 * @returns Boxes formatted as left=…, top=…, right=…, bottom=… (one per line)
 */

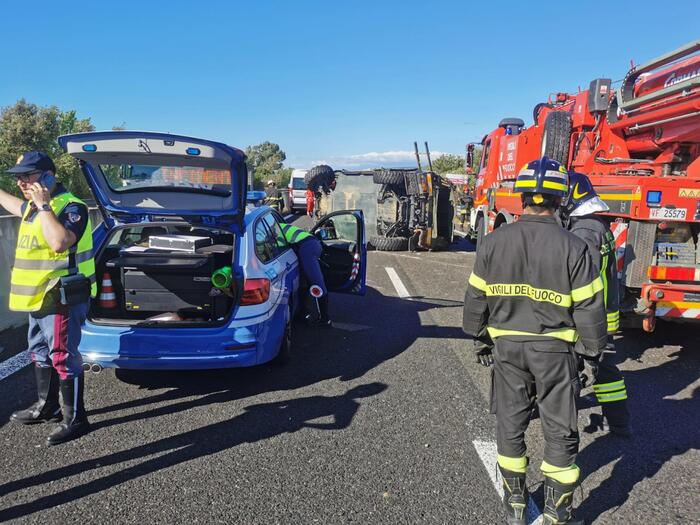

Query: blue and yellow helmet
left=513, top=156, right=569, bottom=201
left=563, top=171, right=609, bottom=218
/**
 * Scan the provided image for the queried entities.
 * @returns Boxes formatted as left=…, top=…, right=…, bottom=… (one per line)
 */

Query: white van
left=287, top=169, right=308, bottom=213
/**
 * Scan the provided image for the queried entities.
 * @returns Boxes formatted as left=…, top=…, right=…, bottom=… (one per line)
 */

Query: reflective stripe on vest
left=280, top=223, right=312, bottom=244
left=9, top=192, right=97, bottom=312
left=487, top=327, right=578, bottom=343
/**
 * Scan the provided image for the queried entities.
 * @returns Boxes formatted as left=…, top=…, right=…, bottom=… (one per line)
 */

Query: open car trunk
left=90, top=223, right=238, bottom=327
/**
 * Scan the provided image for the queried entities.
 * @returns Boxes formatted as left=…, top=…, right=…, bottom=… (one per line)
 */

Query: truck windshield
left=100, top=164, right=232, bottom=194
left=292, top=178, right=306, bottom=190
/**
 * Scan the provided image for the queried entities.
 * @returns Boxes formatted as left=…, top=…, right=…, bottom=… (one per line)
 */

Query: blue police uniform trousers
left=296, top=237, right=327, bottom=295
left=28, top=302, right=88, bottom=380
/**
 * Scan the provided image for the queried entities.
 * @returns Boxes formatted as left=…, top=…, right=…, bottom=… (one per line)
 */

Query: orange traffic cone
left=99, top=271, right=117, bottom=309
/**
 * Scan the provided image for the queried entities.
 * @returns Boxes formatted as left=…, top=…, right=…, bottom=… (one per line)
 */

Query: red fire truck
left=466, top=40, right=700, bottom=331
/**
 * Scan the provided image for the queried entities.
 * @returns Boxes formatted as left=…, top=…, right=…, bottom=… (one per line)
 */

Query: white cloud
left=307, top=149, right=456, bottom=170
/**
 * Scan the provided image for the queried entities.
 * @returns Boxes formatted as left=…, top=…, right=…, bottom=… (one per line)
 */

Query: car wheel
left=272, top=308, right=293, bottom=365
left=370, top=236, right=409, bottom=251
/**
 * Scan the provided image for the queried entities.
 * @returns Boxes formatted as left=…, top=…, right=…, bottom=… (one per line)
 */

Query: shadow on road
left=576, top=323, right=699, bottom=521
left=0, top=286, right=465, bottom=520
left=0, top=383, right=386, bottom=521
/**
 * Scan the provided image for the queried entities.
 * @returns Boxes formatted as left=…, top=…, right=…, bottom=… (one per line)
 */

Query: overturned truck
left=370, top=166, right=454, bottom=251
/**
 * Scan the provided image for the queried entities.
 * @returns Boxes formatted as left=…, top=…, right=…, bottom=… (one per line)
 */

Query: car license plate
left=650, top=207, right=687, bottom=220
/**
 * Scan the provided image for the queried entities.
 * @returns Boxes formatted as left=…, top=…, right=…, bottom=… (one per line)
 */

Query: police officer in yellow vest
left=0, top=152, right=96, bottom=445
left=279, top=222, right=331, bottom=326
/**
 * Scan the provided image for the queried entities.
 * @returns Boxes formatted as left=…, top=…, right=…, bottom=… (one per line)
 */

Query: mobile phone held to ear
left=39, top=171, right=56, bottom=190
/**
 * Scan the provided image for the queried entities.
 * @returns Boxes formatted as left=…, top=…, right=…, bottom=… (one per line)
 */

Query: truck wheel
left=373, top=169, right=407, bottom=186
left=370, top=236, right=408, bottom=251
left=304, top=165, right=335, bottom=191
left=540, top=111, right=572, bottom=165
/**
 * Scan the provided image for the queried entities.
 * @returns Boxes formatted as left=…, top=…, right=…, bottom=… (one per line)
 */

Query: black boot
left=11, top=365, right=61, bottom=425
left=498, top=465, right=528, bottom=525
left=305, top=293, right=331, bottom=327
left=317, top=295, right=331, bottom=327
left=47, top=375, right=90, bottom=446
left=543, top=477, right=584, bottom=524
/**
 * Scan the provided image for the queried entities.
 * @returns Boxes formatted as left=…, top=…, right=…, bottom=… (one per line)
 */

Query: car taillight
left=240, top=278, right=270, bottom=305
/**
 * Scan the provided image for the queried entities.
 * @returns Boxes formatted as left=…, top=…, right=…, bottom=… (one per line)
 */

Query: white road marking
left=473, top=439, right=543, bottom=524
left=0, top=349, right=32, bottom=382
left=385, top=267, right=411, bottom=298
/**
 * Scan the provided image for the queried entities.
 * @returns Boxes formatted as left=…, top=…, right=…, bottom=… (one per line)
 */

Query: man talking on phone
left=0, top=151, right=96, bottom=445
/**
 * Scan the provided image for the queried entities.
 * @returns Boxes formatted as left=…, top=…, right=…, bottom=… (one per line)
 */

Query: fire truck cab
left=468, top=40, right=700, bottom=331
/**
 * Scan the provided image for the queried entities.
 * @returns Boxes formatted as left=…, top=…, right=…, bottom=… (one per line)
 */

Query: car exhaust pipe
left=90, top=363, right=103, bottom=374
left=82, top=363, right=91, bottom=372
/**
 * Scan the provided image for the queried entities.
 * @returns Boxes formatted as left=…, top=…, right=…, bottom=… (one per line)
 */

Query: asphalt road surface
left=0, top=215, right=698, bottom=524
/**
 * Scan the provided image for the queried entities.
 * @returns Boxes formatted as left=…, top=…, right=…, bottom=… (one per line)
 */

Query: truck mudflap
left=641, top=281, right=700, bottom=331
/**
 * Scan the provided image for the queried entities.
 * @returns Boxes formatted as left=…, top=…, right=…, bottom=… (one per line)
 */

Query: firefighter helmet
left=562, top=171, right=609, bottom=218
left=513, top=156, right=569, bottom=201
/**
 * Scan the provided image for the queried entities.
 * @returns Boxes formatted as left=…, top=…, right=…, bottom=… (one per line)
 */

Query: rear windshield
left=100, top=164, right=231, bottom=193
left=292, top=177, right=306, bottom=190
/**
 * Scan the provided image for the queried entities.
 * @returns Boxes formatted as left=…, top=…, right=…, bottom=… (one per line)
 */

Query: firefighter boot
left=47, top=375, right=90, bottom=445
left=498, top=465, right=528, bottom=525
left=542, top=476, right=584, bottom=525
left=11, top=365, right=61, bottom=425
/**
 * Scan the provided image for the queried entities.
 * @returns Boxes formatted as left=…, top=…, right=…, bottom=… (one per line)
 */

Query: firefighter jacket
left=463, top=214, right=607, bottom=355
left=569, top=215, right=620, bottom=334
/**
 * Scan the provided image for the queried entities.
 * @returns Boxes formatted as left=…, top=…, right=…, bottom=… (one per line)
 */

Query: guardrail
left=0, top=208, right=102, bottom=331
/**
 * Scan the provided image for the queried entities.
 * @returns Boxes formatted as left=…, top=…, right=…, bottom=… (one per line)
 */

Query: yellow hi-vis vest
left=9, top=192, right=97, bottom=312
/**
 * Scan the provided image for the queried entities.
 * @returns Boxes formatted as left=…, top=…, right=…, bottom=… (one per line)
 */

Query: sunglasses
left=15, top=171, right=41, bottom=183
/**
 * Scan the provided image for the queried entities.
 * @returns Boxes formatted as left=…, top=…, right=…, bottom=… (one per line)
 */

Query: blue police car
left=58, top=131, right=367, bottom=371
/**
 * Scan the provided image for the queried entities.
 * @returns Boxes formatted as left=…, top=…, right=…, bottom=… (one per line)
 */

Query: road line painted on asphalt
left=473, top=440, right=543, bottom=524
left=0, top=349, right=31, bottom=382
left=385, top=267, right=411, bottom=298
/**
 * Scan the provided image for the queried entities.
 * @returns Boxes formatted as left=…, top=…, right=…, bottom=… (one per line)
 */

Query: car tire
left=272, top=308, right=293, bottom=365
left=540, top=111, right=572, bottom=164
left=373, top=169, right=407, bottom=186
left=370, top=236, right=408, bottom=251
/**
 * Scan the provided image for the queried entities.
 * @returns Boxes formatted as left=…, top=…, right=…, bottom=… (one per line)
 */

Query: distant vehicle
left=288, top=169, right=308, bottom=213
left=58, top=131, right=367, bottom=372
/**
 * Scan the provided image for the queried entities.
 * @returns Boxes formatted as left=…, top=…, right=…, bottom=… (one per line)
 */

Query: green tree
left=277, top=167, right=293, bottom=188
left=0, top=99, right=94, bottom=198
left=430, top=153, right=465, bottom=175
left=244, top=141, right=289, bottom=189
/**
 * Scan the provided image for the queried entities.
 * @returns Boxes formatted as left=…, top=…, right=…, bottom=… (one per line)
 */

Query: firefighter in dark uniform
left=0, top=152, right=96, bottom=445
left=562, top=172, right=630, bottom=436
left=264, top=180, right=283, bottom=212
left=278, top=222, right=331, bottom=326
left=463, top=157, right=607, bottom=525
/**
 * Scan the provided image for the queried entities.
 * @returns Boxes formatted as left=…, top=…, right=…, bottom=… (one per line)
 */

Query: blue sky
left=1, top=1, right=698, bottom=169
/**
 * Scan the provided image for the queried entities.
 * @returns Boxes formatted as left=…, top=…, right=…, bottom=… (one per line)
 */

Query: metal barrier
left=0, top=208, right=102, bottom=331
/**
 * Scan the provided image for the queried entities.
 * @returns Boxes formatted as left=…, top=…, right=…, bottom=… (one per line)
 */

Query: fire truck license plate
left=650, top=207, right=687, bottom=220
